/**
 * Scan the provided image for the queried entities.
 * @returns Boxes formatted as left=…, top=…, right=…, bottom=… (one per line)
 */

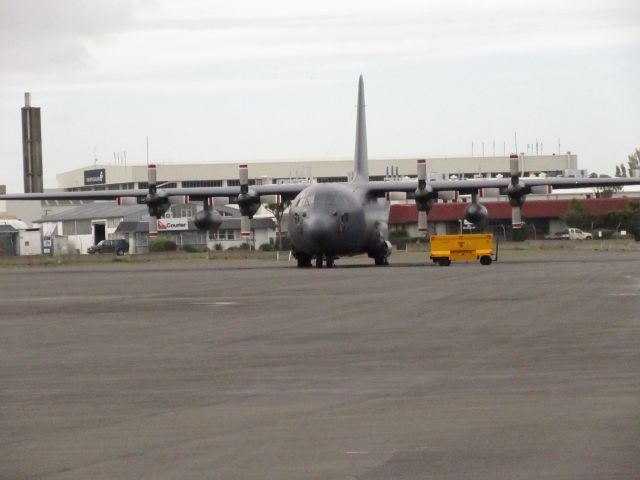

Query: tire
left=296, top=255, right=312, bottom=268
left=480, top=255, right=492, bottom=266
left=326, top=257, right=335, bottom=268
left=116, top=249, right=125, bottom=256
left=438, top=258, right=451, bottom=267
left=315, top=255, right=323, bottom=268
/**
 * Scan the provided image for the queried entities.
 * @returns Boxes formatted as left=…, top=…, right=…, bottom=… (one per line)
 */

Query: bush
left=593, top=229, right=614, bottom=239
left=148, top=237, right=177, bottom=252
left=512, top=228, right=528, bottom=242
left=390, top=228, right=410, bottom=249
left=259, top=243, right=274, bottom=251
left=181, top=244, right=208, bottom=253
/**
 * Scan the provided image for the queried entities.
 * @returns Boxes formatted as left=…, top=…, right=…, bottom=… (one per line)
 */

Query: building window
left=226, top=179, right=255, bottom=187
left=210, top=229, right=238, bottom=240
left=62, top=220, right=92, bottom=235
left=317, top=176, right=348, bottom=183
left=77, top=220, right=92, bottom=234
left=182, top=180, right=223, bottom=188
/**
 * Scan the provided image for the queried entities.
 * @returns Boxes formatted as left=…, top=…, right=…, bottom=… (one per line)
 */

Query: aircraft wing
left=366, top=177, right=640, bottom=194
left=0, top=183, right=308, bottom=201
left=0, top=189, right=149, bottom=201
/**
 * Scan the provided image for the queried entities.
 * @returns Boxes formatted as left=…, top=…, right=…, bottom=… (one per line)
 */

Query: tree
left=264, top=199, right=291, bottom=251
left=601, top=201, right=640, bottom=233
left=628, top=148, right=640, bottom=175
left=563, top=199, right=594, bottom=231
left=589, top=172, right=619, bottom=198
left=615, top=163, right=628, bottom=177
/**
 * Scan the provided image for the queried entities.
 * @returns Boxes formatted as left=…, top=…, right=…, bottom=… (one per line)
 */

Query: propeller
left=506, top=154, right=528, bottom=229
left=414, top=159, right=435, bottom=236
left=143, top=164, right=170, bottom=239
left=237, top=164, right=261, bottom=240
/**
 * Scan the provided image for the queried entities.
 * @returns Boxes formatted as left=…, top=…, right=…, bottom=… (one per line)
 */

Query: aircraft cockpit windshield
left=293, top=191, right=315, bottom=208
left=293, top=190, right=347, bottom=210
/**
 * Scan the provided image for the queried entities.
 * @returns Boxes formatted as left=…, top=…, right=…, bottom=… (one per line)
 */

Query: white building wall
left=253, top=227, right=276, bottom=248
left=17, top=230, right=42, bottom=255
left=66, top=234, right=94, bottom=254
left=56, top=155, right=579, bottom=189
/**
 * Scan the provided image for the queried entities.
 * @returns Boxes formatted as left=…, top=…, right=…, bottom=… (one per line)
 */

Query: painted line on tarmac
left=190, top=301, right=238, bottom=306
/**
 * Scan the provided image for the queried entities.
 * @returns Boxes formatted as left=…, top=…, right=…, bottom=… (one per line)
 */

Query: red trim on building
left=389, top=198, right=637, bottom=224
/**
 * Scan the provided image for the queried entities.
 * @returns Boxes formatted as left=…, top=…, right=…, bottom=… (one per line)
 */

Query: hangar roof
left=37, top=202, right=148, bottom=222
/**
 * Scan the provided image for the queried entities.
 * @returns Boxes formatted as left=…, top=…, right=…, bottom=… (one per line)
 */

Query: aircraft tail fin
left=353, top=75, right=369, bottom=183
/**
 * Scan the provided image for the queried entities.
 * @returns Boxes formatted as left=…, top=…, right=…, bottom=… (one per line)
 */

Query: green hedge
left=149, top=237, right=177, bottom=252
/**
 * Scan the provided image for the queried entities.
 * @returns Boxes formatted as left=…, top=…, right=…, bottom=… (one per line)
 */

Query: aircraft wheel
left=480, top=255, right=492, bottom=266
left=296, top=254, right=312, bottom=268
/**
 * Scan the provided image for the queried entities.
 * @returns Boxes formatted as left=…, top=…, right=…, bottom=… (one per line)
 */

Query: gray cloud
left=0, top=0, right=140, bottom=73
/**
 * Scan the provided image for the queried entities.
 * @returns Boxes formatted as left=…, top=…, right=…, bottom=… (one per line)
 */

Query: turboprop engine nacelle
left=464, top=201, right=488, bottom=224
left=193, top=209, right=222, bottom=231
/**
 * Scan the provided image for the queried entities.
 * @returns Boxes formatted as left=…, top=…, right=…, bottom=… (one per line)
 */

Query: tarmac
left=0, top=250, right=639, bottom=479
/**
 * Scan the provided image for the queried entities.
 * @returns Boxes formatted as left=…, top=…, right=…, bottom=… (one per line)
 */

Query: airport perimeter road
left=1, top=251, right=639, bottom=479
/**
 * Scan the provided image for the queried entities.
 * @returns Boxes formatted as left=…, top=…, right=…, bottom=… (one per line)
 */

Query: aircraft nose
left=305, top=214, right=334, bottom=246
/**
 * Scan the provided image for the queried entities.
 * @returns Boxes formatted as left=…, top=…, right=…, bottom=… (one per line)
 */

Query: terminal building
left=57, top=154, right=580, bottom=192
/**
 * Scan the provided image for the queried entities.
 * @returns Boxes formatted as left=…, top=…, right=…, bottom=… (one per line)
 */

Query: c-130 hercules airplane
left=3, top=76, right=640, bottom=267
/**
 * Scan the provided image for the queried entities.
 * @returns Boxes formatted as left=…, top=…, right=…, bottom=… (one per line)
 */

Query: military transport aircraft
left=2, top=76, right=640, bottom=267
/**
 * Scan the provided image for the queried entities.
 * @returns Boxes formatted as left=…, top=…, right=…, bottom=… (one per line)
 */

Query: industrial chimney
left=21, top=92, right=43, bottom=193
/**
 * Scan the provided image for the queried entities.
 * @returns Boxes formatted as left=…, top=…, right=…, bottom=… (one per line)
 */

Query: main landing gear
left=295, top=253, right=335, bottom=268
left=315, top=254, right=335, bottom=268
left=296, top=253, right=312, bottom=268
left=374, top=257, right=389, bottom=266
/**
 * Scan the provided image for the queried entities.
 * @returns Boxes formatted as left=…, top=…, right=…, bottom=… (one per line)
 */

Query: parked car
left=553, top=228, right=592, bottom=240
left=545, top=231, right=569, bottom=240
left=545, top=228, right=593, bottom=240
left=87, top=239, right=129, bottom=255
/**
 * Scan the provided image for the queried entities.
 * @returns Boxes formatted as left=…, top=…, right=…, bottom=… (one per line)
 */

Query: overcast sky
left=0, top=0, right=639, bottom=191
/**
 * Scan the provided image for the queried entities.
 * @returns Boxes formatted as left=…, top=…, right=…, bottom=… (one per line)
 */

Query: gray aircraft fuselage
left=287, top=182, right=390, bottom=261
left=286, top=76, right=392, bottom=266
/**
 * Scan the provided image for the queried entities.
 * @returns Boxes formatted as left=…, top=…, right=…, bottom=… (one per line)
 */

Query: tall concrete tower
left=21, top=92, right=43, bottom=193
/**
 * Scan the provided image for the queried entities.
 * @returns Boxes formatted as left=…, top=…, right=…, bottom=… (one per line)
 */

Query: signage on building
left=42, top=237, right=52, bottom=255
left=157, top=218, right=189, bottom=231
left=84, top=168, right=106, bottom=185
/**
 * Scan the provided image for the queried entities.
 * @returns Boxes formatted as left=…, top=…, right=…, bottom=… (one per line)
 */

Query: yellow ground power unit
left=429, top=233, right=497, bottom=266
